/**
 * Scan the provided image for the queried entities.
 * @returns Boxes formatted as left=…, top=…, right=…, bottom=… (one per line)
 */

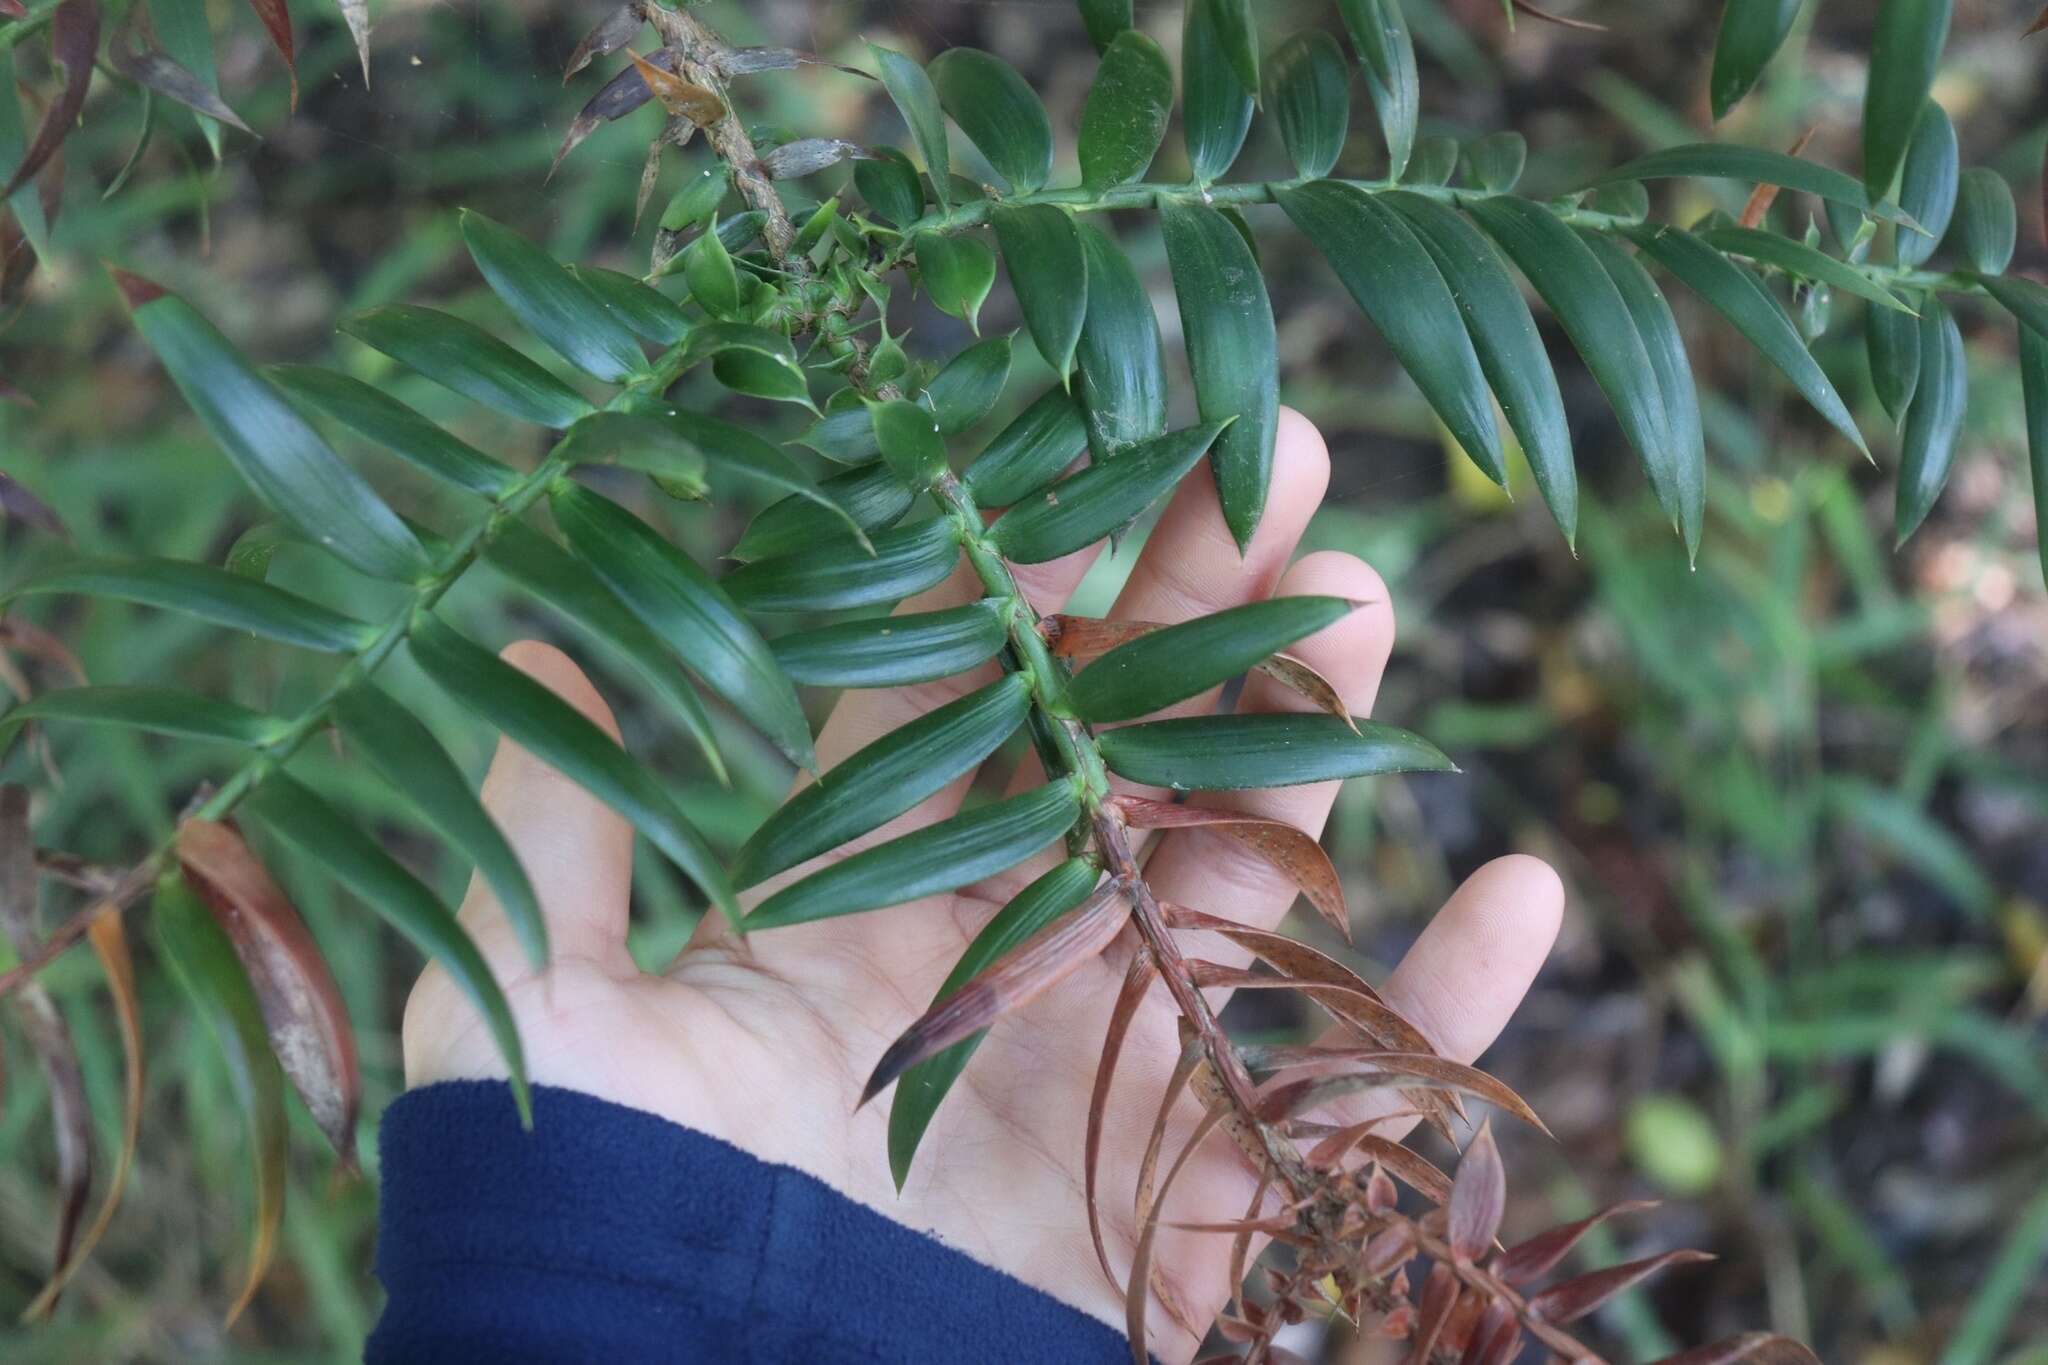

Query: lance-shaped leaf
left=1067, top=597, right=1354, bottom=724
left=549, top=482, right=813, bottom=772
left=1870, top=305, right=1922, bottom=430
left=269, top=365, right=520, bottom=498
left=746, top=781, right=1082, bottom=930
left=1530, top=1248, right=1716, bottom=1324
left=867, top=877, right=1126, bottom=1106
left=1447, top=1119, right=1506, bottom=1259
left=1896, top=101, right=1957, bottom=269
left=2020, top=327, right=2048, bottom=589
left=244, top=0, right=295, bottom=106
left=153, top=872, right=286, bottom=1325
left=625, top=51, right=725, bottom=126
left=869, top=42, right=949, bottom=210
left=1183, top=0, right=1252, bottom=185
left=1582, top=144, right=1913, bottom=225
left=1266, top=30, right=1349, bottom=180
left=0, top=0, right=97, bottom=202
left=855, top=147, right=925, bottom=227
left=888, top=858, right=1102, bottom=1187
left=482, top=519, right=726, bottom=785
left=340, top=304, right=593, bottom=430
left=0, top=473, right=65, bottom=537
left=771, top=600, right=1009, bottom=690
left=1079, top=0, right=1130, bottom=50
left=1384, top=192, right=1576, bottom=541
left=928, top=47, right=1052, bottom=194
left=1205, top=0, right=1260, bottom=96
left=1695, top=225, right=1911, bottom=313
left=994, top=206, right=1088, bottom=380
left=759, top=138, right=871, bottom=180
left=962, top=384, right=1089, bottom=508
left=1626, top=224, right=1867, bottom=458
left=1162, top=199, right=1277, bottom=552
left=734, top=673, right=1031, bottom=888
left=563, top=3, right=643, bottom=82
left=107, top=40, right=255, bottom=135
left=1117, top=795, right=1348, bottom=938
left=0, top=685, right=286, bottom=748
left=1978, top=272, right=2048, bottom=341
left=1078, top=30, right=1173, bottom=189
left=871, top=398, right=950, bottom=487
left=1949, top=167, right=2017, bottom=275
left=1493, top=1200, right=1658, bottom=1283
left=989, top=421, right=1227, bottom=565
left=721, top=506, right=963, bottom=608
left=1895, top=296, right=1965, bottom=544
left=1463, top=131, right=1527, bottom=193
left=1338, top=0, right=1418, bottom=179
left=927, top=333, right=1013, bottom=433
left=1710, top=0, right=1802, bottom=120
left=913, top=232, right=997, bottom=332
left=1864, top=0, right=1952, bottom=198
left=795, top=405, right=883, bottom=465
left=4, top=557, right=376, bottom=653
left=176, top=818, right=360, bottom=1162
left=1087, top=952, right=1158, bottom=1285
left=460, top=211, right=647, bottom=383
left=332, top=686, right=546, bottom=968
left=734, top=463, right=914, bottom=563
left=407, top=615, right=735, bottom=919
left=1583, top=233, right=1705, bottom=560
left=1098, top=713, right=1452, bottom=791
left=568, top=266, right=691, bottom=346
left=1279, top=182, right=1507, bottom=488
left=120, top=277, right=432, bottom=582
left=1073, top=224, right=1167, bottom=461
left=685, top=219, right=741, bottom=317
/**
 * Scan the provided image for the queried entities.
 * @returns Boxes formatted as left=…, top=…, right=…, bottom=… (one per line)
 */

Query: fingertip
left=499, top=640, right=622, bottom=742
left=1383, top=853, right=1564, bottom=1065
left=1268, top=407, right=1331, bottom=525
left=1261, top=551, right=1394, bottom=717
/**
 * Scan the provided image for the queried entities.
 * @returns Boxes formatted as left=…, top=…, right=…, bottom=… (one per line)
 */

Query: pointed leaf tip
left=110, top=267, right=167, bottom=310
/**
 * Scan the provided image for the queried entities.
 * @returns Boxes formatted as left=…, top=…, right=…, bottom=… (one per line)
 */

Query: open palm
left=401, top=410, right=1563, bottom=1362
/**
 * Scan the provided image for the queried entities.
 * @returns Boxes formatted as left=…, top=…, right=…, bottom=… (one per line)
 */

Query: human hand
left=401, top=408, right=1563, bottom=1360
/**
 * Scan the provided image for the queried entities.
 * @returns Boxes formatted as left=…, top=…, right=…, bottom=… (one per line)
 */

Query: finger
left=453, top=641, right=637, bottom=979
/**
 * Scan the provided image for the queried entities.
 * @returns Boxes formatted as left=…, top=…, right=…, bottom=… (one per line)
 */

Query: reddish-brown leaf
left=1253, top=652, right=1360, bottom=732
left=1087, top=949, right=1155, bottom=1290
left=564, top=2, right=644, bottom=82
left=243, top=0, right=296, bottom=108
left=1458, top=1301, right=1515, bottom=1365
left=0, top=617, right=87, bottom=687
left=1226, top=1163, right=1274, bottom=1321
left=1245, top=1046, right=1546, bottom=1133
left=0, top=0, right=27, bottom=18
left=627, top=50, right=726, bottom=126
left=1117, top=798, right=1349, bottom=940
left=1127, top=1096, right=1230, bottom=1365
left=1446, top=1119, right=1506, bottom=1260
left=0, top=472, right=67, bottom=538
left=1655, top=1334, right=1824, bottom=1365
left=1493, top=1199, right=1658, bottom=1284
left=1529, top=1248, right=1716, bottom=1324
left=1041, top=614, right=1156, bottom=658
left=2027, top=6, right=2048, bottom=36
left=1739, top=129, right=1817, bottom=229
left=1308, top=1126, right=1453, bottom=1202
left=862, top=882, right=1127, bottom=1104
left=0, top=0, right=96, bottom=203
left=1403, top=1264, right=1459, bottom=1365
left=177, top=818, right=360, bottom=1166
left=1175, top=944, right=1437, bottom=1058
left=1510, top=0, right=1606, bottom=30
left=1133, top=1031, right=1205, bottom=1236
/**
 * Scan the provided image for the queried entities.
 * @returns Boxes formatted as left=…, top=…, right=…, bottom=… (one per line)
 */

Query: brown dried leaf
left=1655, top=1334, right=1824, bottom=1365
left=1087, top=950, right=1155, bottom=1290
left=1127, top=1096, right=1230, bottom=1364
left=1510, top=0, right=1606, bottom=30
left=1117, top=798, right=1349, bottom=940
left=1041, top=614, right=1158, bottom=658
left=627, top=51, right=726, bottom=127
left=1403, top=1263, right=1459, bottom=1365
left=1253, top=652, right=1359, bottom=732
left=564, top=2, right=643, bottom=82
left=2027, top=6, right=2048, bottom=36
left=0, top=473, right=68, bottom=538
left=1529, top=1248, right=1716, bottom=1324
left=551, top=49, right=683, bottom=179
left=1447, top=1119, right=1505, bottom=1260
left=1739, top=129, right=1817, bottom=229
left=178, top=818, right=360, bottom=1165
left=0, top=0, right=97, bottom=202
left=1306, top=1126, right=1453, bottom=1202
left=1133, top=1031, right=1205, bottom=1237
left=243, top=0, right=296, bottom=109
left=862, top=883, right=1127, bottom=1105
left=1169, top=925, right=1437, bottom=1060
left=1493, top=1199, right=1658, bottom=1284
left=1252, top=1054, right=1546, bottom=1135
left=1459, top=1301, right=1515, bottom=1365
left=0, top=617, right=88, bottom=685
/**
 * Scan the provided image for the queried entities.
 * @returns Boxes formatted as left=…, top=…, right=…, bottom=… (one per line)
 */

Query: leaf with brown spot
left=0, top=473, right=68, bottom=538
left=1493, top=1199, right=1657, bottom=1283
left=627, top=51, right=726, bottom=126
left=1738, top=128, right=1817, bottom=229
left=1655, top=1334, right=1824, bottom=1365
left=564, top=2, right=643, bottom=82
left=177, top=818, right=360, bottom=1166
left=1529, top=1248, right=1716, bottom=1323
left=0, top=0, right=97, bottom=203
left=243, top=0, right=296, bottom=108
left=1510, top=0, right=1606, bottom=30
left=1117, top=797, right=1348, bottom=939
left=1253, top=651, right=1359, bottom=732
left=1087, top=950, right=1155, bottom=1289
left=1446, top=1118, right=1505, bottom=1260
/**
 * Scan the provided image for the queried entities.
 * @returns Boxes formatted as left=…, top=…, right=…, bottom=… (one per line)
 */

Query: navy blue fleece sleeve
left=368, top=1081, right=1138, bottom=1364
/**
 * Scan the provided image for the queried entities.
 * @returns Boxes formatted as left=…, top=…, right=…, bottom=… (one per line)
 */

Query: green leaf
left=723, top=518, right=961, bottom=613
left=1405, top=134, right=1459, bottom=187
left=1077, top=0, right=1130, bottom=51
left=1161, top=199, right=1278, bottom=552
left=1183, top=0, right=1253, bottom=185
left=548, top=482, right=813, bottom=773
left=676, top=320, right=802, bottom=374
left=1462, top=131, right=1526, bottom=193
left=928, top=47, right=1052, bottom=194
left=734, top=462, right=915, bottom=563
left=1709, top=0, right=1803, bottom=121
left=1383, top=192, right=1576, bottom=542
left=1695, top=225, right=1913, bottom=313
left=1626, top=224, right=1868, bottom=459
left=913, top=232, right=997, bottom=332
left=1582, top=233, right=1706, bottom=561
left=1976, top=273, right=2048, bottom=343
left=242, top=772, right=532, bottom=1123
left=855, top=147, right=925, bottom=228
left=1894, top=101, right=1957, bottom=270
left=1895, top=295, right=1964, bottom=545
left=770, top=600, right=1009, bottom=689
left=340, top=304, right=594, bottom=430
left=961, top=385, right=1090, bottom=508
left=1465, top=197, right=1681, bottom=531
left=989, top=421, right=1228, bottom=564
left=568, top=267, right=692, bottom=346
left=1204, top=0, right=1260, bottom=97
left=735, top=673, right=1032, bottom=887
left=1078, top=30, right=1173, bottom=190
left=659, top=164, right=729, bottom=233
left=1279, top=182, right=1507, bottom=488
left=0, top=686, right=285, bottom=749
left=1337, top=0, right=1418, bottom=180
left=869, top=43, right=950, bottom=210
left=796, top=405, right=884, bottom=464
left=712, top=350, right=815, bottom=411
left=1867, top=298, right=1922, bottom=422
left=1863, top=0, right=1952, bottom=198
left=124, top=286, right=431, bottom=582
left=1582, top=144, right=1914, bottom=225
left=482, top=519, right=728, bottom=787
left=684, top=221, right=742, bottom=317
left=927, top=333, right=1014, bottom=433
left=2018, top=327, right=2048, bottom=589
left=993, top=205, right=1088, bottom=379
left=1073, top=223, right=1167, bottom=462
left=3, top=557, right=374, bottom=653
left=1948, top=167, right=2015, bottom=275
left=269, top=365, right=519, bottom=498
left=887, top=856, right=1099, bottom=1187
left=332, top=685, right=547, bottom=968
left=746, top=780, right=1081, bottom=930
left=871, top=398, right=950, bottom=487
left=407, top=615, right=736, bottom=915
left=1066, top=597, right=1356, bottom=724
left=1266, top=30, right=1349, bottom=181
left=1097, top=713, right=1454, bottom=791
left=460, top=210, right=647, bottom=383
